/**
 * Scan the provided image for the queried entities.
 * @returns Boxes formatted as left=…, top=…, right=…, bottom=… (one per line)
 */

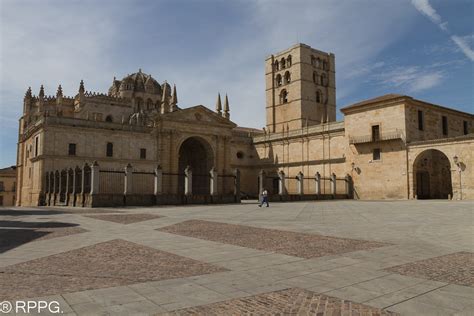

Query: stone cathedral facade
left=16, top=43, right=474, bottom=207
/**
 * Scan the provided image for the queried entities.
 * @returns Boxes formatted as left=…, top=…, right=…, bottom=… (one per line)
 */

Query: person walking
left=259, top=188, right=269, bottom=207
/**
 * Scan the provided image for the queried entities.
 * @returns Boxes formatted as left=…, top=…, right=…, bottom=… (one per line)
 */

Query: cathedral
left=16, top=43, right=474, bottom=207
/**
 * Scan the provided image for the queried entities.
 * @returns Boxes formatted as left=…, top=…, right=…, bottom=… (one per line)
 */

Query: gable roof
left=160, top=105, right=237, bottom=127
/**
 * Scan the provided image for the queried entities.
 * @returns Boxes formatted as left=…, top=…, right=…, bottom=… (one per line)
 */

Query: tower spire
left=216, top=93, right=222, bottom=114
left=161, top=82, right=169, bottom=114
left=39, top=85, right=45, bottom=98
left=223, top=94, right=230, bottom=119
left=56, top=84, right=63, bottom=97
left=25, top=87, right=32, bottom=99
left=171, top=84, right=178, bottom=111
left=79, top=80, right=85, bottom=94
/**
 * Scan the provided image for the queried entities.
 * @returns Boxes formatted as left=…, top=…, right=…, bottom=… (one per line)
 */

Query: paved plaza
left=0, top=200, right=472, bottom=315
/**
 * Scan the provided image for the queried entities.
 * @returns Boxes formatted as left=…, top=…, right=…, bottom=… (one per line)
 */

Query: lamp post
left=453, top=155, right=462, bottom=200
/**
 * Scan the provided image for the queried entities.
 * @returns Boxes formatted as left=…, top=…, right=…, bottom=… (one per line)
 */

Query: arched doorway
left=413, top=149, right=452, bottom=199
left=178, top=137, right=214, bottom=195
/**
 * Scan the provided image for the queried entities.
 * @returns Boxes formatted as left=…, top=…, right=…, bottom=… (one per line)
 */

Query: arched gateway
left=413, top=149, right=453, bottom=199
left=178, top=137, right=214, bottom=195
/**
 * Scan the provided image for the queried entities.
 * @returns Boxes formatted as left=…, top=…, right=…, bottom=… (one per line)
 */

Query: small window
left=442, top=116, right=448, bottom=136
left=236, top=151, right=244, bottom=159
left=140, top=148, right=146, bottom=159
left=284, top=71, right=291, bottom=84
left=106, top=142, right=114, bottom=157
left=281, top=58, right=286, bottom=69
left=320, top=74, right=325, bottom=86
left=274, top=60, right=279, bottom=71
left=418, top=110, right=424, bottom=131
left=68, top=143, right=76, bottom=156
left=287, top=55, right=292, bottom=67
left=34, top=136, right=39, bottom=157
left=276, top=74, right=282, bottom=87
left=463, top=121, right=468, bottom=135
left=280, top=90, right=288, bottom=104
left=372, top=125, right=380, bottom=141
left=316, top=91, right=322, bottom=103
left=373, top=148, right=381, bottom=161
left=313, top=72, right=318, bottom=84
left=105, top=115, right=113, bottom=122
left=0, top=181, right=4, bottom=192
left=0, top=196, right=3, bottom=206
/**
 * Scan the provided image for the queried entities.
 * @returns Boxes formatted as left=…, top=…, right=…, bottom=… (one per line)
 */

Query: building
left=0, top=166, right=17, bottom=206
left=16, top=43, right=474, bottom=207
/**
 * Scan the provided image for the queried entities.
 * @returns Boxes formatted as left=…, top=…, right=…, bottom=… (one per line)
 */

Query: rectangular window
left=463, top=121, right=468, bottom=135
left=371, top=125, right=380, bottom=141
left=418, top=110, right=424, bottom=131
left=106, top=142, right=113, bottom=157
left=442, top=116, right=448, bottom=136
left=373, top=148, right=381, bottom=161
left=34, top=136, right=39, bottom=157
left=12, top=182, right=16, bottom=192
left=0, top=181, right=4, bottom=192
left=0, top=196, right=3, bottom=206
left=140, top=148, right=146, bottom=159
left=68, top=143, right=76, bottom=156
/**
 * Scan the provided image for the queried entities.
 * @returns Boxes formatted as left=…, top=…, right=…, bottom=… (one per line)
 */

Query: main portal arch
left=178, top=137, right=214, bottom=195
left=413, top=149, right=452, bottom=199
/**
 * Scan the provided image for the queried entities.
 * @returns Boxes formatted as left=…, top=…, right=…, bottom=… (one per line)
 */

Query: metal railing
left=349, top=129, right=405, bottom=144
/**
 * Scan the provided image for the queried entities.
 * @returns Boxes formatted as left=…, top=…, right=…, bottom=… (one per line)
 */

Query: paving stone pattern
left=385, top=251, right=474, bottom=287
left=159, top=220, right=389, bottom=259
left=161, top=288, right=399, bottom=316
left=84, top=213, right=162, bottom=224
left=0, top=239, right=228, bottom=301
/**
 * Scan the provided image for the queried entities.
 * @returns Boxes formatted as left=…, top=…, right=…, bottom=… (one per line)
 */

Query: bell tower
left=265, top=43, right=336, bottom=133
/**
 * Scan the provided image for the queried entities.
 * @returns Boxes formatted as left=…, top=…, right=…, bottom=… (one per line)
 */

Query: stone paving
left=0, top=239, right=227, bottom=301
left=0, top=200, right=472, bottom=315
left=385, top=251, right=474, bottom=287
left=161, top=287, right=399, bottom=315
left=84, top=213, right=162, bottom=224
left=159, top=219, right=389, bottom=259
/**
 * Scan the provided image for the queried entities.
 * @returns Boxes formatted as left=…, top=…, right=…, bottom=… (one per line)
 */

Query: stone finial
left=25, top=87, right=32, bottom=99
left=216, top=93, right=222, bottom=114
left=79, top=80, right=85, bottom=94
left=39, top=85, right=45, bottom=98
left=171, top=84, right=178, bottom=111
left=161, top=82, right=169, bottom=113
left=56, top=84, right=63, bottom=97
left=223, top=94, right=230, bottom=119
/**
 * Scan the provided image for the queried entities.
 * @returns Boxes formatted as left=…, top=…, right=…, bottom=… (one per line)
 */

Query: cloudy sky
left=0, top=0, right=473, bottom=166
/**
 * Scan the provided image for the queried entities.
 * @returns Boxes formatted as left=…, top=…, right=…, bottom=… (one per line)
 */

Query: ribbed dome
left=109, top=69, right=162, bottom=96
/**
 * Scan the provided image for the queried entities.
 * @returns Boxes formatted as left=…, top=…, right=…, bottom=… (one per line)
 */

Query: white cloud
left=411, top=0, right=474, bottom=61
left=374, top=66, right=444, bottom=93
left=411, top=0, right=443, bottom=25
left=451, top=35, right=474, bottom=61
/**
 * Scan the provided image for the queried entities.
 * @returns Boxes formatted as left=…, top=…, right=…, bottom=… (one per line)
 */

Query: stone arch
left=413, top=149, right=452, bottom=199
left=275, top=74, right=282, bottom=87
left=284, top=71, right=291, bottom=84
left=177, top=136, right=215, bottom=195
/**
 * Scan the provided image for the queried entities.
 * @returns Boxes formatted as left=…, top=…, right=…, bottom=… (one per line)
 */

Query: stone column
left=154, top=165, right=163, bottom=195
left=65, top=168, right=70, bottom=204
left=315, top=172, right=321, bottom=195
left=90, top=161, right=100, bottom=195
left=331, top=173, right=336, bottom=196
left=58, top=170, right=63, bottom=204
left=53, top=171, right=59, bottom=205
left=209, top=167, right=218, bottom=196
left=278, top=170, right=286, bottom=195
left=234, top=168, right=241, bottom=197
left=124, top=163, right=133, bottom=195
left=70, top=168, right=76, bottom=206
left=297, top=171, right=304, bottom=195
left=345, top=174, right=352, bottom=198
left=184, top=165, right=192, bottom=196
left=258, top=170, right=265, bottom=195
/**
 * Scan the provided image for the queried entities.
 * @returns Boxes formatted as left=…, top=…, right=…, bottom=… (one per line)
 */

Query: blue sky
left=0, top=0, right=473, bottom=167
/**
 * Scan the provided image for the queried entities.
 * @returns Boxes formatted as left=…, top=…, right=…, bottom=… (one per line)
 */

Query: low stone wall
left=268, top=194, right=349, bottom=202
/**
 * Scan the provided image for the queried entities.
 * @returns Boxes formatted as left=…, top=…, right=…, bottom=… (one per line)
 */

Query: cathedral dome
left=109, top=69, right=162, bottom=97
